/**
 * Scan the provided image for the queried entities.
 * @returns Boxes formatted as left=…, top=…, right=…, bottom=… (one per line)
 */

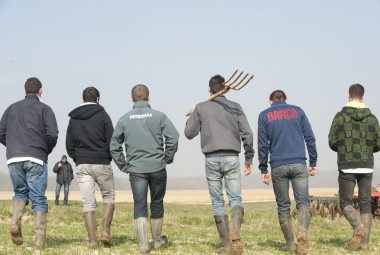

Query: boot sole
left=10, top=225, right=23, bottom=245
left=231, top=239, right=244, bottom=255
left=100, top=237, right=113, bottom=247
left=348, top=226, right=366, bottom=251
left=296, top=230, right=308, bottom=255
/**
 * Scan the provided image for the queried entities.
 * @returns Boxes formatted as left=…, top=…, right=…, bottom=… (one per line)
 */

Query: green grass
left=0, top=200, right=379, bottom=254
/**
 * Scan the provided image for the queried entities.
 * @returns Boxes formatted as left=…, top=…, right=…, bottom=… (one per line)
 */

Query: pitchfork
left=186, top=70, right=254, bottom=116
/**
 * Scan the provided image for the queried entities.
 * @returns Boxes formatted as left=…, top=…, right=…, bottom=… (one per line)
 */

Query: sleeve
left=258, top=113, right=269, bottom=174
left=0, top=107, right=9, bottom=146
left=110, top=121, right=128, bottom=173
left=301, top=110, right=317, bottom=167
left=53, top=162, right=61, bottom=173
left=44, top=106, right=59, bottom=154
left=374, top=116, right=380, bottom=153
left=162, top=114, right=179, bottom=164
left=104, top=112, right=115, bottom=160
left=66, top=119, right=76, bottom=162
left=328, top=113, right=339, bottom=152
left=237, top=105, right=254, bottom=164
left=184, top=105, right=201, bottom=140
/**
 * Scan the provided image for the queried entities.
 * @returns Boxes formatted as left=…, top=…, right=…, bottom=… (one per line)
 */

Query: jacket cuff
left=260, top=168, right=268, bottom=174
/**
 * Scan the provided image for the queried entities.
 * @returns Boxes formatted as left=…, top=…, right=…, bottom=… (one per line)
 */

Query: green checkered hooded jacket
left=328, top=106, right=380, bottom=170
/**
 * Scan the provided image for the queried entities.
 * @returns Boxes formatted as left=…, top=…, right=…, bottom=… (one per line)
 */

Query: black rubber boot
left=278, top=214, right=296, bottom=251
left=297, top=207, right=311, bottom=255
left=343, top=205, right=366, bottom=251
left=214, top=215, right=232, bottom=254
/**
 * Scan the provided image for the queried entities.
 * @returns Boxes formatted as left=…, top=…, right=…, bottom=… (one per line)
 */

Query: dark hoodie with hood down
left=66, top=104, right=114, bottom=166
left=328, top=106, right=380, bottom=170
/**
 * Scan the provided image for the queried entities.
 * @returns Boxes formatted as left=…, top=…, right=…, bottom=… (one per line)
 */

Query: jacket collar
left=25, top=93, right=40, bottom=101
left=271, top=100, right=287, bottom=107
left=133, top=101, right=151, bottom=109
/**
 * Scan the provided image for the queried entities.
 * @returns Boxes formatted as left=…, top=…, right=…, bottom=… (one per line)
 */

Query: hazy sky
left=0, top=1, right=379, bottom=180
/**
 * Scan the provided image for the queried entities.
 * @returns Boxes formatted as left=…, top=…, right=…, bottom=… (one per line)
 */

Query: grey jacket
left=0, top=93, right=58, bottom=162
left=110, top=101, right=179, bottom=174
left=185, top=96, right=254, bottom=164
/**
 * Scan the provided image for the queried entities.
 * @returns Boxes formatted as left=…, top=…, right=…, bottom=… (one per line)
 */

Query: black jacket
left=0, top=94, right=59, bottom=162
left=53, top=161, right=74, bottom=184
left=66, top=104, right=114, bottom=165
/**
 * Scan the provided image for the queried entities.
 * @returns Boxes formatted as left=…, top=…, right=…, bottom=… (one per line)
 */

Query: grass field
left=0, top=200, right=379, bottom=255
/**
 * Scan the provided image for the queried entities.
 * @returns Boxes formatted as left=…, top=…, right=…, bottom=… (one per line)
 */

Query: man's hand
left=308, top=167, right=317, bottom=176
left=261, top=173, right=271, bottom=185
left=188, top=105, right=195, bottom=115
left=244, top=164, right=252, bottom=176
left=58, top=163, right=62, bottom=167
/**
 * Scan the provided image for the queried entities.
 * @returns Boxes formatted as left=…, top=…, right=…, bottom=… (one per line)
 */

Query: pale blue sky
left=0, top=1, right=379, bottom=180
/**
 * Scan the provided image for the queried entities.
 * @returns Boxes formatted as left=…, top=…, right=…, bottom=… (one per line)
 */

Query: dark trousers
left=338, top=171, right=373, bottom=213
left=55, top=182, right=70, bottom=204
left=129, top=169, right=167, bottom=219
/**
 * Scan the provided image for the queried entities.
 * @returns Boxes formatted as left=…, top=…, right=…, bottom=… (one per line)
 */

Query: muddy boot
left=343, top=205, right=366, bottom=251
left=360, top=213, right=372, bottom=250
left=83, top=211, right=99, bottom=247
left=10, top=200, right=25, bottom=245
left=135, top=217, right=150, bottom=254
left=100, top=203, right=115, bottom=247
left=278, top=214, right=296, bottom=251
left=214, top=215, right=232, bottom=254
left=296, top=207, right=311, bottom=255
left=150, top=218, right=168, bottom=249
left=230, top=206, right=244, bottom=255
left=32, top=211, right=47, bottom=253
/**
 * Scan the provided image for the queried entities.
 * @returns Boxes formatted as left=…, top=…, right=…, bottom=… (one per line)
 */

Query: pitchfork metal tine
left=229, top=73, right=249, bottom=90
left=233, top=74, right=254, bottom=91
left=224, top=71, right=244, bottom=87
left=223, top=70, right=239, bottom=85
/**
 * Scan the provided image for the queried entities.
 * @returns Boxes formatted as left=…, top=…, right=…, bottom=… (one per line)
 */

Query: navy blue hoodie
left=258, top=101, right=317, bottom=174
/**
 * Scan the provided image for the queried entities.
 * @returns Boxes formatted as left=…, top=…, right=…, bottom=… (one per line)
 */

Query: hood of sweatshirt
left=342, top=106, right=372, bottom=121
left=68, top=104, right=104, bottom=120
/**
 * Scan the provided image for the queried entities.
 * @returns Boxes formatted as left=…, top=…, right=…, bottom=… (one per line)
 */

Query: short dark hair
left=131, top=84, right=149, bottom=102
left=209, top=75, right=225, bottom=94
left=349, top=84, right=364, bottom=99
left=269, top=90, right=287, bottom=101
left=83, top=87, right=100, bottom=103
left=25, top=77, right=42, bottom=94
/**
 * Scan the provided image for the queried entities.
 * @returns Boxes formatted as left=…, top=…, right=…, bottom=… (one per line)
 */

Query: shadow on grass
left=47, top=234, right=135, bottom=248
left=256, top=239, right=283, bottom=250
left=315, top=237, right=347, bottom=248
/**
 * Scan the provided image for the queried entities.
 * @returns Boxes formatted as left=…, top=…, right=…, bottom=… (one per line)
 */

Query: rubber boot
left=214, top=215, right=232, bottom=254
left=32, top=211, right=47, bottom=253
left=230, top=206, right=244, bottom=255
left=296, top=207, right=311, bottom=255
left=83, top=211, right=99, bottom=247
left=278, top=214, right=296, bottom=251
left=360, top=213, right=372, bottom=250
left=10, top=200, right=25, bottom=245
left=100, top=203, right=115, bottom=247
left=343, top=205, right=366, bottom=251
left=135, top=217, right=150, bottom=254
left=150, top=218, right=168, bottom=249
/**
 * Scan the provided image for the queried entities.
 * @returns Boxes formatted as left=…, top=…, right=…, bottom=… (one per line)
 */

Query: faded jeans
left=271, top=164, right=310, bottom=215
left=129, top=169, right=167, bottom=219
left=205, top=156, right=242, bottom=216
left=8, top=161, right=48, bottom=213
left=76, top=164, right=115, bottom=212
left=338, top=171, right=373, bottom=213
left=55, top=182, right=70, bottom=204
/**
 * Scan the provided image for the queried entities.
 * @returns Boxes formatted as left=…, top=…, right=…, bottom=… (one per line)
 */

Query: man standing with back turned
left=0, top=78, right=59, bottom=252
left=66, top=87, right=115, bottom=247
left=328, top=84, right=380, bottom=251
left=185, top=75, right=254, bottom=255
left=258, top=90, right=317, bottom=255
left=111, top=84, right=179, bottom=255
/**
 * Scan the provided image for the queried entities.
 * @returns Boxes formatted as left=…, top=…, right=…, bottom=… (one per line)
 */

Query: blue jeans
left=129, top=169, right=167, bottom=219
left=205, top=156, right=242, bottom=216
left=338, top=171, right=373, bottom=213
left=271, top=164, right=310, bottom=215
left=55, top=182, right=70, bottom=204
left=8, top=161, right=48, bottom=213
